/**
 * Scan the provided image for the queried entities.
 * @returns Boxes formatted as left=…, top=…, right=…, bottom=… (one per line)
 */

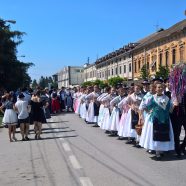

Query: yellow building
left=132, top=19, right=186, bottom=80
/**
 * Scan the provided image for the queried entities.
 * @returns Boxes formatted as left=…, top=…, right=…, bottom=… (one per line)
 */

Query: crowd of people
left=73, top=79, right=186, bottom=160
left=0, top=86, right=76, bottom=142
left=0, top=79, right=186, bottom=161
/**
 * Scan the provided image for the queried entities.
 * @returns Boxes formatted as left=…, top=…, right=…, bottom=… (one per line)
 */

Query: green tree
left=81, top=81, right=93, bottom=87
left=0, top=18, right=33, bottom=90
left=108, top=76, right=124, bottom=87
left=32, top=79, right=38, bottom=89
left=140, top=64, right=149, bottom=80
left=155, top=65, right=170, bottom=80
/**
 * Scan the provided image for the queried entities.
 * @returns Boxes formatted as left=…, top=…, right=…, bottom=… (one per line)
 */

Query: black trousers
left=170, top=113, right=186, bottom=153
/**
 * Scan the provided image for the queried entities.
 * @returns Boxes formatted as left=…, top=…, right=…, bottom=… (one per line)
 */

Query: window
left=119, top=66, right=122, bottom=74
left=180, top=47, right=184, bottom=61
left=159, top=53, right=162, bottom=66
left=124, top=65, right=126, bottom=73
left=102, top=72, right=104, bottom=78
left=172, top=49, right=176, bottom=65
left=115, top=67, right=118, bottom=75
left=112, top=69, right=113, bottom=75
left=165, top=51, right=169, bottom=67
left=105, top=70, right=107, bottom=77
left=134, top=62, right=137, bottom=73
left=129, top=63, right=132, bottom=72
left=138, top=61, right=141, bottom=70
left=75, top=69, right=81, bottom=72
left=108, top=69, right=110, bottom=76
left=100, top=72, right=101, bottom=78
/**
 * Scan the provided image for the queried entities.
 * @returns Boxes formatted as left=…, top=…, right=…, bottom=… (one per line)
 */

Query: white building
left=84, top=63, right=97, bottom=82
left=58, top=66, right=84, bottom=88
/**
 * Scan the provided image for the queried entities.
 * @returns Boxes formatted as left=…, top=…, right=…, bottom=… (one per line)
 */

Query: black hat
left=151, top=77, right=164, bottom=83
left=164, top=78, right=169, bottom=83
left=18, top=93, right=25, bottom=99
left=141, top=80, right=150, bottom=85
left=123, top=84, right=129, bottom=89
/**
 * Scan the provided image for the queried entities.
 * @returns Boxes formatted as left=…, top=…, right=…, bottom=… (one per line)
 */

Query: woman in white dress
left=108, top=87, right=128, bottom=136
left=101, top=87, right=117, bottom=131
left=125, top=84, right=144, bottom=145
left=97, top=87, right=111, bottom=127
left=139, top=84, right=156, bottom=150
left=85, top=85, right=100, bottom=124
left=139, top=83, right=176, bottom=160
left=0, top=94, right=18, bottom=142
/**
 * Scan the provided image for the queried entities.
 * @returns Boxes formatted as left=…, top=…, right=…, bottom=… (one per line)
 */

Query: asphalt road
left=0, top=112, right=186, bottom=186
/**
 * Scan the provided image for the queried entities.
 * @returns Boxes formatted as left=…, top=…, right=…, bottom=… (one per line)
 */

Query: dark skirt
left=153, top=117, right=170, bottom=141
left=131, top=110, right=139, bottom=129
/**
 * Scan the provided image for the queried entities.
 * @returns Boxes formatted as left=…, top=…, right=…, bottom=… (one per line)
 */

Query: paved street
left=0, top=113, right=186, bottom=186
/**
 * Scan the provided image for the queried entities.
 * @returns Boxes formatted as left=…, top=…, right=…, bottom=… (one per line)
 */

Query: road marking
left=62, top=143, right=71, bottom=152
left=69, top=155, right=82, bottom=169
left=80, top=177, right=93, bottom=186
left=59, top=138, right=65, bottom=141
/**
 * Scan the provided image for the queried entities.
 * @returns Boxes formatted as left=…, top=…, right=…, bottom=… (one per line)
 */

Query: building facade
left=132, top=19, right=186, bottom=80
left=58, top=66, right=84, bottom=88
left=84, top=63, right=97, bottom=82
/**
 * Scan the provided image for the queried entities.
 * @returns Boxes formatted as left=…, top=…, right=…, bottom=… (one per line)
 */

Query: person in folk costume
left=79, top=87, right=88, bottom=119
left=65, top=88, right=73, bottom=112
left=97, top=87, right=111, bottom=128
left=74, top=87, right=83, bottom=115
left=59, top=87, right=66, bottom=112
left=117, top=85, right=130, bottom=140
left=139, top=83, right=156, bottom=152
left=85, top=85, right=100, bottom=125
left=51, top=89, right=60, bottom=114
left=0, top=93, right=18, bottom=142
left=119, top=86, right=134, bottom=138
left=108, top=87, right=128, bottom=136
left=140, top=83, right=176, bottom=160
left=141, top=80, right=150, bottom=95
left=125, top=84, right=144, bottom=145
left=100, top=87, right=117, bottom=132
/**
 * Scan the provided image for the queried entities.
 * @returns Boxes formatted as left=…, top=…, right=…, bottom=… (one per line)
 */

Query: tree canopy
left=0, top=18, right=33, bottom=91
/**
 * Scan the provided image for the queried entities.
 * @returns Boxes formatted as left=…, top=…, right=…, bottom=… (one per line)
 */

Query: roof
left=132, top=19, right=186, bottom=52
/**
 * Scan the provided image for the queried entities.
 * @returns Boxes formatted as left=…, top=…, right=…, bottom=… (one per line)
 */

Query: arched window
left=134, top=62, right=137, bottom=73
left=159, top=53, right=162, bottom=66
left=172, top=49, right=176, bottom=65
left=165, top=51, right=169, bottom=67
left=138, top=61, right=141, bottom=70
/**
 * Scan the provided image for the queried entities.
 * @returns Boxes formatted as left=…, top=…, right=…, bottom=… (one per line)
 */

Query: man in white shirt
left=15, top=93, right=30, bottom=141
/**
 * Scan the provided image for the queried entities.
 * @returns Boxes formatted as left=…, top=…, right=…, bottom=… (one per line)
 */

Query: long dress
left=100, top=94, right=117, bottom=130
left=139, top=92, right=154, bottom=147
left=79, top=93, right=87, bottom=119
left=97, top=93, right=109, bottom=127
left=108, top=95, right=126, bottom=132
left=117, top=97, right=130, bottom=137
left=140, top=94, right=174, bottom=151
left=2, top=101, right=18, bottom=126
left=125, top=92, right=144, bottom=138
left=74, top=92, right=82, bottom=114
left=85, top=92, right=100, bottom=123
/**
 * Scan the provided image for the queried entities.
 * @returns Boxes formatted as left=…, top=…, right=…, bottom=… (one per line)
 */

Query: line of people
left=73, top=80, right=186, bottom=160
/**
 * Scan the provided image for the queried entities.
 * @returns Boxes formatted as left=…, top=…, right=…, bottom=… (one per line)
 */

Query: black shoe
left=105, top=130, right=110, bottom=134
left=22, top=138, right=25, bottom=141
left=117, top=137, right=125, bottom=140
left=92, top=124, right=99, bottom=127
left=25, top=137, right=30, bottom=141
left=35, top=134, right=38, bottom=140
left=126, top=140, right=135, bottom=144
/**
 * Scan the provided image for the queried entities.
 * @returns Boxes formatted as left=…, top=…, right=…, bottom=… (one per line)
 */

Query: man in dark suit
left=170, top=92, right=186, bottom=157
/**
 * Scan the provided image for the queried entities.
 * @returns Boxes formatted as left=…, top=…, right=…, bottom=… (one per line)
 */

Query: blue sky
left=0, top=0, right=185, bottom=80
